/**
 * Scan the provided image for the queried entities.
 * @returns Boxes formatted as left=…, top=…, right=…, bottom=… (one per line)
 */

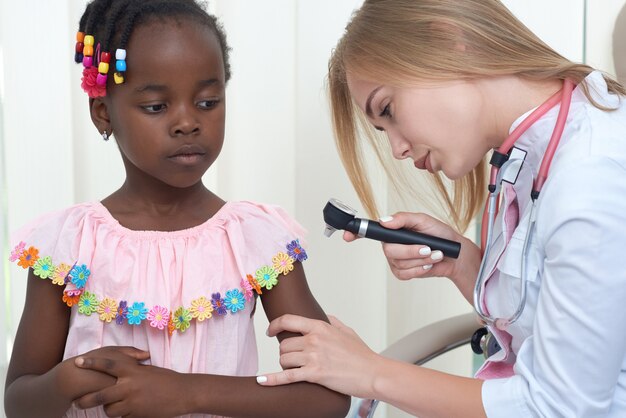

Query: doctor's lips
left=168, top=144, right=207, bottom=165
left=414, top=152, right=432, bottom=172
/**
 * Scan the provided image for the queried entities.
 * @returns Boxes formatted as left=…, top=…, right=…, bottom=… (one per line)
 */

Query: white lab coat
left=480, top=71, right=626, bottom=417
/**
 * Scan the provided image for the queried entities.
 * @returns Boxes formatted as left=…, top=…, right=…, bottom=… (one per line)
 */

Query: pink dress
left=9, top=200, right=308, bottom=418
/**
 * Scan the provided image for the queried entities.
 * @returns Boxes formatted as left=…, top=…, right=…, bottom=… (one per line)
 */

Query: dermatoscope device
left=323, top=198, right=461, bottom=259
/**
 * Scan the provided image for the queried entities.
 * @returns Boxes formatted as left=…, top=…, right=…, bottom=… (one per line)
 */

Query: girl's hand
left=256, top=314, right=382, bottom=400
left=73, top=347, right=188, bottom=418
left=346, top=212, right=480, bottom=301
left=54, top=357, right=117, bottom=402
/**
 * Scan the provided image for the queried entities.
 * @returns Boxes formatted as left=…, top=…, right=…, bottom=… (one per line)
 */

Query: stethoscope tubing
left=474, top=80, right=575, bottom=330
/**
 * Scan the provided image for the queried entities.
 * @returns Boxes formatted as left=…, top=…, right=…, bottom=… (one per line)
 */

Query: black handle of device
left=346, top=218, right=461, bottom=258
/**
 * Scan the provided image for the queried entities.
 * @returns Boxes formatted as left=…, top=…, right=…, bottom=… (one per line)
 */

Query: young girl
left=257, top=0, right=626, bottom=417
left=3, top=1, right=349, bottom=417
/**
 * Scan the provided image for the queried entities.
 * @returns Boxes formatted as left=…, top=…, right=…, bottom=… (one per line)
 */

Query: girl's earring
left=102, top=131, right=109, bottom=141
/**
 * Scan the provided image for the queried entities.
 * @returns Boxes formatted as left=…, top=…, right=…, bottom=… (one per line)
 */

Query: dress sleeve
left=8, top=204, right=89, bottom=302
left=482, top=157, right=626, bottom=417
left=222, top=201, right=309, bottom=293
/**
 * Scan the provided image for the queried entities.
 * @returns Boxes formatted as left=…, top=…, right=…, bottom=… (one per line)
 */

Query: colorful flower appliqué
left=225, top=289, right=245, bottom=313
left=9, top=242, right=26, bottom=262
left=78, top=291, right=99, bottom=316
left=173, top=307, right=192, bottom=332
left=256, top=266, right=279, bottom=290
left=127, top=302, right=148, bottom=326
left=247, top=274, right=262, bottom=295
left=211, top=293, right=228, bottom=316
left=98, top=297, right=118, bottom=323
left=240, top=278, right=254, bottom=301
left=33, top=256, right=55, bottom=279
left=272, top=252, right=295, bottom=275
left=189, top=297, right=213, bottom=321
left=10, top=238, right=307, bottom=334
left=116, top=300, right=128, bottom=325
left=18, top=246, right=39, bottom=269
left=63, top=289, right=83, bottom=307
left=147, top=305, right=170, bottom=330
left=69, top=264, right=90, bottom=289
left=287, top=239, right=308, bottom=262
left=52, top=263, right=72, bottom=286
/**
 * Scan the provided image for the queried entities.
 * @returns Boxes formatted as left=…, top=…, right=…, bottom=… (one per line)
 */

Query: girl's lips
left=169, top=144, right=206, bottom=157
left=168, top=144, right=206, bottom=166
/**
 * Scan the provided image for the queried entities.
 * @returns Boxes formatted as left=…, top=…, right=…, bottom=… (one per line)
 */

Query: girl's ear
left=89, top=97, right=112, bottom=135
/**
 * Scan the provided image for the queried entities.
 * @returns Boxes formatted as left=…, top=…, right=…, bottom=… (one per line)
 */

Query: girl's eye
left=379, top=103, right=392, bottom=118
left=198, top=99, right=220, bottom=110
left=142, top=104, right=166, bottom=113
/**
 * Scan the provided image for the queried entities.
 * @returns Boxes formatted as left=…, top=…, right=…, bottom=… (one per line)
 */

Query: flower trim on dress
left=8, top=239, right=307, bottom=335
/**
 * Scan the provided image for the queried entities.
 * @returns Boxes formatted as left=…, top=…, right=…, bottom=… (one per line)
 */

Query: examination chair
left=346, top=312, right=479, bottom=418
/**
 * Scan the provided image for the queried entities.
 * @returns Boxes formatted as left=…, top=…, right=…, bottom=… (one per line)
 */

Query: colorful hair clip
left=97, top=51, right=110, bottom=87
left=81, top=66, right=106, bottom=98
left=114, top=48, right=127, bottom=85
left=74, top=31, right=85, bottom=64
left=83, top=35, right=95, bottom=67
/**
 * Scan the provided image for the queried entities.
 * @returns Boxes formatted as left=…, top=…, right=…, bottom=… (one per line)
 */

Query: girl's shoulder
left=222, top=200, right=307, bottom=238
left=9, top=201, right=103, bottom=262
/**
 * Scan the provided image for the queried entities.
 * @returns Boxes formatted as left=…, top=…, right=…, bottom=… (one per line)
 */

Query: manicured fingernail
left=75, top=357, right=84, bottom=366
left=423, top=264, right=433, bottom=270
left=431, top=251, right=443, bottom=261
left=419, top=247, right=431, bottom=256
left=256, top=375, right=268, bottom=384
left=379, top=216, right=393, bottom=222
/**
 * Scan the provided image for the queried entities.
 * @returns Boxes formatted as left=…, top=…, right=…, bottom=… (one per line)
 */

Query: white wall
left=1, top=1, right=625, bottom=418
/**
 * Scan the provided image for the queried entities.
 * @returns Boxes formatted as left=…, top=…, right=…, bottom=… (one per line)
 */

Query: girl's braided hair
left=75, top=0, right=231, bottom=97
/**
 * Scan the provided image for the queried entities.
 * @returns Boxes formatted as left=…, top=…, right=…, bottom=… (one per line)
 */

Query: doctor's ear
left=89, top=97, right=112, bottom=138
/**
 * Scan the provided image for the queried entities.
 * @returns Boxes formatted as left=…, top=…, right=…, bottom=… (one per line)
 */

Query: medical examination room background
left=0, top=1, right=624, bottom=417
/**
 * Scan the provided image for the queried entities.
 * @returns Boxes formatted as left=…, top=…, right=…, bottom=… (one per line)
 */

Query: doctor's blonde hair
left=329, top=0, right=626, bottom=232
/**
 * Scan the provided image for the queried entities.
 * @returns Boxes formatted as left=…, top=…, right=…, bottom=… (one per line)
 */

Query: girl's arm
left=4, top=270, right=122, bottom=418
left=74, top=262, right=351, bottom=418
left=259, top=314, right=486, bottom=418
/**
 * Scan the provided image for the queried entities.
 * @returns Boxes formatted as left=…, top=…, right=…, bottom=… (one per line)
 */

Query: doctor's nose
left=387, top=132, right=411, bottom=160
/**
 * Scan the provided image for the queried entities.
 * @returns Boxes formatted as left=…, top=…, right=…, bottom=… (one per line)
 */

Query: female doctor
left=257, top=0, right=626, bottom=416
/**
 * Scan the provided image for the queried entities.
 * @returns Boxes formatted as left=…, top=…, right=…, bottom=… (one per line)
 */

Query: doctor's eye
left=379, top=103, right=392, bottom=118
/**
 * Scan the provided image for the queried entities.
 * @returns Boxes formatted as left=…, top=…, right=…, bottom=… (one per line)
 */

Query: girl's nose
left=170, top=104, right=201, bottom=137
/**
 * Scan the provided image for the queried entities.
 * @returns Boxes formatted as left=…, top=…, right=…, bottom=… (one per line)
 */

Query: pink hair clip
left=81, top=66, right=107, bottom=98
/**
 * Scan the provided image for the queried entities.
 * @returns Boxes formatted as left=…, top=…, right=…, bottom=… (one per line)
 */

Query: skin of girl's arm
left=74, top=262, right=351, bottom=418
left=186, top=261, right=351, bottom=417
left=3, top=270, right=117, bottom=418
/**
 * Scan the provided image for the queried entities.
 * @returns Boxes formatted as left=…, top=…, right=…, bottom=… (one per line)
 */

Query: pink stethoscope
left=473, top=79, right=576, bottom=331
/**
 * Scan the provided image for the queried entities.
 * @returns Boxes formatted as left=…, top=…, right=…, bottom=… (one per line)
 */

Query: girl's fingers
left=74, top=385, right=123, bottom=409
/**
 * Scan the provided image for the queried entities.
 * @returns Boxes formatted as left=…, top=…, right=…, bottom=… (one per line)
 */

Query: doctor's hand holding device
left=256, top=1, right=626, bottom=417
left=322, top=198, right=461, bottom=258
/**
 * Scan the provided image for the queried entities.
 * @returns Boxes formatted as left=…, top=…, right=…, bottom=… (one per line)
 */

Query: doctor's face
left=347, top=74, right=491, bottom=180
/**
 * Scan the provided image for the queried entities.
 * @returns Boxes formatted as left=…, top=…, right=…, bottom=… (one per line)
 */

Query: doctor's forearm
left=372, top=356, right=486, bottom=418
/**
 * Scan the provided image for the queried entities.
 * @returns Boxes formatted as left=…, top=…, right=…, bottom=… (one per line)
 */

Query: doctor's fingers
left=279, top=351, right=312, bottom=369
left=382, top=242, right=442, bottom=264
left=267, top=314, right=329, bottom=338
left=278, top=334, right=308, bottom=355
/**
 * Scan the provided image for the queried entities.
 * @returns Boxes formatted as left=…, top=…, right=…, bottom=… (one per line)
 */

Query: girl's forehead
left=124, top=20, right=225, bottom=81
